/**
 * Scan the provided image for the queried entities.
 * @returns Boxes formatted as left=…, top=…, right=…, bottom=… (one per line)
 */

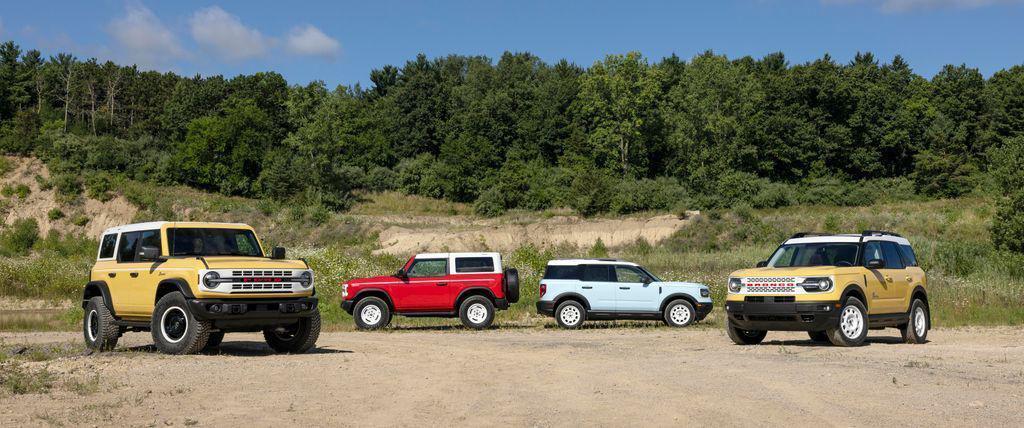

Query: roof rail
left=789, top=232, right=833, bottom=239
left=861, top=230, right=902, bottom=238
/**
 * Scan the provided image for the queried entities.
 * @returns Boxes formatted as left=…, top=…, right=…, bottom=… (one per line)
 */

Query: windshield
left=767, top=243, right=859, bottom=268
left=168, top=228, right=263, bottom=257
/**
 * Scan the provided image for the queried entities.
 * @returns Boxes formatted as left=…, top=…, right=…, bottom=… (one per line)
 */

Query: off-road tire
left=827, top=297, right=868, bottom=347
left=83, top=296, right=119, bottom=351
left=151, top=292, right=211, bottom=355
left=263, top=309, right=321, bottom=353
left=503, top=268, right=520, bottom=304
left=353, top=297, right=391, bottom=330
left=807, top=330, right=830, bottom=342
left=459, top=296, right=495, bottom=330
left=726, top=319, right=767, bottom=345
left=555, top=300, right=586, bottom=329
left=899, top=299, right=929, bottom=344
left=662, top=299, right=696, bottom=328
left=203, top=331, right=225, bottom=351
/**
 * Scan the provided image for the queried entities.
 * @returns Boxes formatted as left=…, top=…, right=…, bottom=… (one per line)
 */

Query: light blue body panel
left=541, top=279, right=711, bottom=312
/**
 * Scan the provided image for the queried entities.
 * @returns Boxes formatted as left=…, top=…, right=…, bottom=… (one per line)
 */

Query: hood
left=200, top=257, right=309, bottom=270
left=730, top=266, right=850, bottom=278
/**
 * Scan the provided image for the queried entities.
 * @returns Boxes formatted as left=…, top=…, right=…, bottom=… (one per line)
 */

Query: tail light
left=539, top=283, right=547, bottom=297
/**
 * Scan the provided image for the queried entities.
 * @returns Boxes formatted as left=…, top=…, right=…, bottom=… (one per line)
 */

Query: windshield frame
left=167, top=227, right=265, bottom=258
left=637, top=266, right=662, bottom=282
left=766, top=242, right=861, bottom=268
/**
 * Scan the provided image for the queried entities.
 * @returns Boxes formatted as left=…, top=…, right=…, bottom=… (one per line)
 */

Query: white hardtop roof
left=100, top=221, right=252, bottom=236
left=414, top=252, right=501, bottom=259
left=786, top=234, right=911, bottom=245
left=547, top=259, right=639, bottom=267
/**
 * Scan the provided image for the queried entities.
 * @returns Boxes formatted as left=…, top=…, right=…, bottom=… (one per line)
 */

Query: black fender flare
left=841, top=284, right=868, bottom=311
left=82, top=281, right=115, bottom=316
left=454, top=287, right=497, bottom=308
left=659, top=293, right=698, bottom=313
left=155, top=278, right=196, bottom=304
left=910, top=285, right=931, bottom=326
left=551, top=292, right=591, bottom=311
left=351, top=288, right=395, bottom=310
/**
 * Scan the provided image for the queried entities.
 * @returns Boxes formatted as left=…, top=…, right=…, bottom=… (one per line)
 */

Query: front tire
left=899, top=299, right=929, bottom=344
left=726, top=319, right=767, bottom=345
left=203, top=331, right=225, bottom=351
left=663, top=299, right=695, bottom=328
left=83, top=296, right=119, bottom=351
left=353, top=297, right=391, bottom=330
left=827, top=297, right=868, bottom=347
left=459, top=296, right=495, bottom=329
left=555, top=300, right=586, bottom=329
left=151, top=293, right=211, bottom=355
left=263, top=309, right=321, bottom=353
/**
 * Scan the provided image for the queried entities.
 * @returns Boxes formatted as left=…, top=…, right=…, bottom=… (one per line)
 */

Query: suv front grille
left=231, top=283, right=293, bottom=291
left=232, top=270, right=293, bottom=277
left=745, top=285, right=796, bottom=293
left=744, top=296, right=796, bottom=303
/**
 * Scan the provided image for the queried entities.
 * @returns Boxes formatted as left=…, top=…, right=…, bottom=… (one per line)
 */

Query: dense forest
left=1, top=40, right=1024, bottom=225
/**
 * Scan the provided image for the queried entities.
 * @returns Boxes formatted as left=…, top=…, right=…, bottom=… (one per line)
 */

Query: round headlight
left=298, top=271, right=313, bottom=288
left=202, top=271, right=220, bottom=289
left=818, top=278, right=833, bottom=292
left=728, top=278, right=742, bottom=293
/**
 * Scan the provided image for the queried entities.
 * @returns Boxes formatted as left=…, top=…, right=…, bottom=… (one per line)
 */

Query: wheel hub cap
left=840, top=306, right=864, bottom=339
left=161, top=307, right=188, bottom=343
left=914, top=307, right=926, bottom=337
left=361, top=305, right=382, bottom=325
left=670, top=305, right=691, bottom=325
left=560, top=306, right=581, bottom=325
left=86, top=310, right=99, bottom=341
left=467, top=303, right=488, bottom=324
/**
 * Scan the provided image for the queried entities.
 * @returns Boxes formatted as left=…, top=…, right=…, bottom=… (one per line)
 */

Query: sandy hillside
left=2, top=327, right=1022, bottom=427
left=1, top=156, right=137, bottom=237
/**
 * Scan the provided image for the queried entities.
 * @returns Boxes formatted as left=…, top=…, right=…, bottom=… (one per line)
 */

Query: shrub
left=34, top=174, right=52, bottom=190
left=1, top=183, right=30, bottom=199
left=993, top=191, right=1024, bottom=253
left=0, top=218, right=40, bottom=256
left=47, top=208, right=65, bottom=221
left=0, top=157, right=12, bottom=176
left=364, top=167, right=398, bottom=192
left=610, top=178, right=689, bottom=214
left=474, top=187, right=507, bottom=217
left=569, top=169, right=614, bottom=216
left=71, top=215, right=90, bottom=227
left=588, top=238, right=609, bottom=258
left=51, top=173, right=82, bottom=204
left=84, top=172, right=114, bottom=202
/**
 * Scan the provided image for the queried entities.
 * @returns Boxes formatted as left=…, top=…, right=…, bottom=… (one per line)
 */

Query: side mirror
left=643, top=276, right=653, bottom=284
left=139, top=246, right=161, bottom=261
left=270, top=247, right=286, bottom=260
left=866, top=259, right=884, bottom=269
left=395, top=268, right=407, bottom=278
left=755, top=260, right=768, bottom=268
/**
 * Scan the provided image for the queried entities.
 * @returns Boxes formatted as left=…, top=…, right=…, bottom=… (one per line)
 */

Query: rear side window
left=455, top=257, right=495, bottom=273
left=881, top=242, right=906, bottom=269
left=98, top=234, right=117, bottom=259
left=899, top=245, right=919, bottom=266
left=581, top=265, right=612, bottom=282
left=543, top=266, right=580, bottom=280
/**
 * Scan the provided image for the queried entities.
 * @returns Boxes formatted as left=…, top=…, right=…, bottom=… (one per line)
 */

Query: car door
left=399, top=258, right=451, bottom=311
left=881, top=241, right=912, bottom=313
left=111, top=231, right=142, bottom=315
left=580, top=265, right=616, bottom=311
left=862, top=241, right=902, bottom=314
left=113, top=229, right=162, bottom=315
left=612, top=265, right=659, bottom=312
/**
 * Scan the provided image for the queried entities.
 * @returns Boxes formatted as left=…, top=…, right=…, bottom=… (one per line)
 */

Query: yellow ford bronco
left=725, top=231, right=929, bottom=347
left=81, top=222, right=320, bottom=354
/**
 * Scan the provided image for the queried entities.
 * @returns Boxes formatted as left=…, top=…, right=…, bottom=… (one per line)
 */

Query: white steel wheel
left=670, top=305, right=692, bottom=325
left=560, top=305, right=581, bottom=326
left=913, top=306, right=927, bottom=337
left=839, top=305, right=864, bottom=340
left=360, top=305, right=382, bottom=326
left=160, top=306, right=189, bottom=344
left=467, top=303, right=489, bottom=324
left=85, top=309, right=99, bottom=342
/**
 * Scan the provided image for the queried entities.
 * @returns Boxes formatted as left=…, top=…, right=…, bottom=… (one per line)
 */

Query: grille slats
left=231, top=270, right=293, bottom=277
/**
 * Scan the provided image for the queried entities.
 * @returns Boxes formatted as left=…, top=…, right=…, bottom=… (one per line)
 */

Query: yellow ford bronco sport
left=725, top=231, right=930, bottom=347
left=81, top=222, right=320, bottom=354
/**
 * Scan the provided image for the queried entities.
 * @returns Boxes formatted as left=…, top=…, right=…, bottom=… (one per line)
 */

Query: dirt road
left=3, top=327, right=1023, bottom=427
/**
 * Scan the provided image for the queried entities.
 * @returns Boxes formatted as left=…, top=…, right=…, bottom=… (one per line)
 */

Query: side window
left=408, top=259, right=447, bottom=277
left=613, top=266, right=647, bottom=283
left=98, top=234, right=117, bottom=259
left=117, top=232, right=141, bottom=262
left=581, top=265, right=612, bottom=282
left=139, top=230, right=161, bottom=255
left=881, top=242, right=905, bottom=269
left=899, top=244, right=919, bottom=267
left=543, top=266, right=580, bottom=280
left=454, top=257, right=495, bottom=273
left=863, top=242, right=883, bottom=266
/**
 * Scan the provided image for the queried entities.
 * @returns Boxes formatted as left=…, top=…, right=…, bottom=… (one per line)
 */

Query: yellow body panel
left=89, top=222, right=313, bottom=321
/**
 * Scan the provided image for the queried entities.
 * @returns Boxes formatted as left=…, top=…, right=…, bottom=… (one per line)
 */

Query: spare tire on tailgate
left=503, top=268, right=520, bottom=304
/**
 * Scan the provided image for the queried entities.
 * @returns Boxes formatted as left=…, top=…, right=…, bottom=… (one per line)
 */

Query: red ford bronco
left=341, top=252, right=519, bottom=329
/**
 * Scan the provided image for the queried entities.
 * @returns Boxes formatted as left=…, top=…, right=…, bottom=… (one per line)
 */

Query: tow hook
left=279, top=303, right=310, bottom=313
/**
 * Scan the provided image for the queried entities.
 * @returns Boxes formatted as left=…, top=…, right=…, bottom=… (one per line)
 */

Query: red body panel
left=344, top=260, right=505, bottom=313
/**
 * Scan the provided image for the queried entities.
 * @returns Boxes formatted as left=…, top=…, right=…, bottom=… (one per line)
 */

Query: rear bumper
left=536, top=300, right=555, bottom=316
left=725, top=300, right=839, bottom=331
left=188, top=297, right=318, bottom=322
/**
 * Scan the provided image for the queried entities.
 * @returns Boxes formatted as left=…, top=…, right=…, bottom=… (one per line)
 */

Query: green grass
left=348, top=191, right=473, bottom=216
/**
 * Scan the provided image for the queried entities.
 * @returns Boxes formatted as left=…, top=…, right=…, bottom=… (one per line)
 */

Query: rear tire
left=726, top=319, right=767, bottom=345
left=459, top=296, right=495, bottom=330
left=151, top=293, right=211, bottom=355
left=83, top=296, right=119, bottom=351
left=807, top=330, right=829, bottom=342
left=899, top=299, right=929, bottom=344
left=263, top=309, right=321, bottom=353
left=555, top=300, right=586, bottom=329
left=663, top=299, right=695, bottom=328
left=353, top=297, right=391, bottom=330
left=827, top=297, right=868, bottom=347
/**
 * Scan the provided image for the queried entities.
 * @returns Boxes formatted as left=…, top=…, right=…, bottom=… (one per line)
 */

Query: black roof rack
left=789, top=232, right=833, bottom=239
left=861, top=230, right=902, bottom=238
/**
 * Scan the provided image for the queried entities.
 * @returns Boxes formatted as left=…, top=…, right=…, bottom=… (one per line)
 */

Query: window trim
left=406, top=258, right=449, bottom=278
left=97, top=233, right=120, bottom=261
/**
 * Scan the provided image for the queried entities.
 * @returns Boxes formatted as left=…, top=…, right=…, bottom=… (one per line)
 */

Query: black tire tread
left=84, top=296, right=119, bottom=351
left=263, top=309, right=321, bottom=353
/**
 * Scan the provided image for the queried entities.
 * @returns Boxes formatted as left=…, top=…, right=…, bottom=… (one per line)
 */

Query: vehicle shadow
left=118, top=342, right=352, bottom=357
left=761, top=336, right=930, bottom=347
left=385, top=324, right=536, bottom=332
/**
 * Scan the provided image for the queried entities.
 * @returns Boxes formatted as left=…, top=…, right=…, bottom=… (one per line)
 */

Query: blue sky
left=1, top=0, right=1022, bottom=87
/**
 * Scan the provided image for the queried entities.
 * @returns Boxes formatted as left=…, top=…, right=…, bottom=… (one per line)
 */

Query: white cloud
left=189, top=6, right=269, bottom=61
left=824, top=0, right=1024, bottom=12
left=285, top=24, right=341, bottom=59
left=106, top=3, right=186, bottom=69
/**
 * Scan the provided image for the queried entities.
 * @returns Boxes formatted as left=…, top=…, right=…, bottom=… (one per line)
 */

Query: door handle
left=107, top=273, right=116, bottom=278
left=885, top=276, right=893, bottom=282
left=905, top=276, right=912, bottom=282
left=436, top=282, right=447, bottom=286
left=582, top=286, right=593, bottom=289
left=130, top=272, right=139, bottom=278
left=619, top=287, right=630, bottom=290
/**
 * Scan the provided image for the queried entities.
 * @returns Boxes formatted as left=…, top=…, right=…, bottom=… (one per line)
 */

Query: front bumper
left=694, top=301, right=714, bottom=320
left=725, top=300, right=839, bottom=331
left=188, top=297, right=318, bottom=321
left=536, top=300, right=555, bottom=316
left=341, top=299, right=355, bottom=314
